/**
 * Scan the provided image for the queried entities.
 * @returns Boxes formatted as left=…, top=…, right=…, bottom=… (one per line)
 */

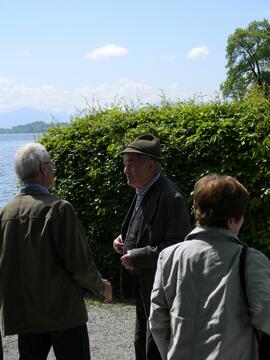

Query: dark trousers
left=18, top=324, right=90, bottom=360
left=0, top=332, right=3, bottom=360
left=135, top=287, right=162, bottom=360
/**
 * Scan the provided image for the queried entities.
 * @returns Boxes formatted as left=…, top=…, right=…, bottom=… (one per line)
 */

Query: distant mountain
left=0, top=121, right=69, bottom=134
left=0, top=108, right=70, bottom=128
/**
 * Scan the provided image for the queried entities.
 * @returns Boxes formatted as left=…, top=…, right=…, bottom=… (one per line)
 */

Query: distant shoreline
left=0, top=120, right=68, bottom=134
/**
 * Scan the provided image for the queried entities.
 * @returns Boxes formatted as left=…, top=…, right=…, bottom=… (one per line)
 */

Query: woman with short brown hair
left=193, top=173, right=249, bottom=228
left=150, top=174, right=270, bottom=360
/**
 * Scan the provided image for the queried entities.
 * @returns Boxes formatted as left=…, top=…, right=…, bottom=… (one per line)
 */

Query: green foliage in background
left=39, top=93, right=270, bottom=291
left=221, top=19, right=270, bottom=100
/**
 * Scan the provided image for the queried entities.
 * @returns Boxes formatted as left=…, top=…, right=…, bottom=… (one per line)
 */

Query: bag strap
left=239, top=245, right=249, bottom=304
left=239, top=245, right=260, bottom=341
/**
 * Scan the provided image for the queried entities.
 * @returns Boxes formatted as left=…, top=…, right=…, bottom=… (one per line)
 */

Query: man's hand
left=102, top=279, right=112, bottom=303
left=113, top=234, right=124, bottom=254
left=121, top=250, right=134, bottom=270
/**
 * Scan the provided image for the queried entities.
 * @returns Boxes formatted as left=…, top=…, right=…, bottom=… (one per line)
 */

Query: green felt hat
left=122, top=134, right=161, bottom=161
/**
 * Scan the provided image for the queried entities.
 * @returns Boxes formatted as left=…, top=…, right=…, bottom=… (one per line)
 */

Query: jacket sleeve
left=53, top=200, right=104, bottom=296
left=246, top=248, right=270, bottom=334
left=149, top=252, right=170, bottom=360
left=130, top=192, right=191, bottom=270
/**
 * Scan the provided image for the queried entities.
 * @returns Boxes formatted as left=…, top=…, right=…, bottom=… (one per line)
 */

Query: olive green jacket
left=0, top=188, right=104, bottom=335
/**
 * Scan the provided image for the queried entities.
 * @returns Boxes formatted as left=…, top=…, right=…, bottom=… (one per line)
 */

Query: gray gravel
left=2, top=301, right=136, bottom=360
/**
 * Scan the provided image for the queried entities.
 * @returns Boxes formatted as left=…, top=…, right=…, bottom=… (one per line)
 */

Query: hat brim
left=121, top=147, right=161, bottom=161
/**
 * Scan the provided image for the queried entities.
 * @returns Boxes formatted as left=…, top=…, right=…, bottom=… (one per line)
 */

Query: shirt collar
left=20, top=183, right=50, bottom=195
left=134, top=173, right=161, bottom=211
left=136, top=172, right=161, bottom=196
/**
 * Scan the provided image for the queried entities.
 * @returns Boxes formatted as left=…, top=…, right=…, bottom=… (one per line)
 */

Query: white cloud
left=0, top=78, right=152, bottom=113
left=0, top=78, right=217, bottom=115
left=187, top=46, right=209, bottom=60
left=71, top=79, right=153, bottom=107
left=0, top=78, right=12, bottom=89
left=84, top=44, right=128, bottom=60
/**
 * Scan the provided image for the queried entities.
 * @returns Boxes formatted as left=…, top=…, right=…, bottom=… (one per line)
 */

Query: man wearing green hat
left=113, top=134, right=191, bottom=360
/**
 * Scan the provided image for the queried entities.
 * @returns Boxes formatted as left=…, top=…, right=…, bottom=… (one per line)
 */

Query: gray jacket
left=149, top=226, right=270, bottom=360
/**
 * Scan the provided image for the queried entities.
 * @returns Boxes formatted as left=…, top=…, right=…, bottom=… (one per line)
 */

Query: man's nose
left=124, top=161, right=131, bottom=170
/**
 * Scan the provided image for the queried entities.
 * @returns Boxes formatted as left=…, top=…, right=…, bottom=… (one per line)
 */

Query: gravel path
left=2, top=301, right=136, bottom=360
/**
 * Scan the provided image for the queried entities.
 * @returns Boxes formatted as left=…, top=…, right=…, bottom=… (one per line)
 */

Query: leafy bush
left=39, top=94, right=270, bottom=291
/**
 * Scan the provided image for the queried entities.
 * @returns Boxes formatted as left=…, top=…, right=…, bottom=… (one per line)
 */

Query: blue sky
left=0, top=0, right=269, bottom=115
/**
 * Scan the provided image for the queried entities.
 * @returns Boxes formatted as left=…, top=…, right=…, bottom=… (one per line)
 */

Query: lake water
left=0, top=133, right=40, bottom=208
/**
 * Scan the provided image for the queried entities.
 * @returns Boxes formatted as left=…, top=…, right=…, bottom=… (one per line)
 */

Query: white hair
left=14, top=143, right=51, bottom=183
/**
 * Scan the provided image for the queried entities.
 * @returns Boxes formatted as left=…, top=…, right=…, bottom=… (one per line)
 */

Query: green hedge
left=39, top=94, right=270, bottom=291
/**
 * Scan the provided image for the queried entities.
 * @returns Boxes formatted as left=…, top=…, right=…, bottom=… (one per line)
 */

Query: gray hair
left=14, top=143, right=51, bottom=183
left=136, top=154, right=162, bottom=175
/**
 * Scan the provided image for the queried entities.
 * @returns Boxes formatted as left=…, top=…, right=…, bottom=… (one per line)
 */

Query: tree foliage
left=221, top=19, right=270, bottom=100
left=39, top=95, right=270, bottom=292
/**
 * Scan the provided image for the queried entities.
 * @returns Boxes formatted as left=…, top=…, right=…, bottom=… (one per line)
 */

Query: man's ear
left=39, top=162, right=46, bottom=176
left=148, top=159, right=156, bottom=171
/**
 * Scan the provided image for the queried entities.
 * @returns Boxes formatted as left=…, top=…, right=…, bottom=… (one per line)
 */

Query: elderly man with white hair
left=0, top=143, right=112, bottom=360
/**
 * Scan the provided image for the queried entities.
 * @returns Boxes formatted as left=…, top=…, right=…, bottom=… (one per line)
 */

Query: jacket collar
left=185, top=226, right=241, bottom=244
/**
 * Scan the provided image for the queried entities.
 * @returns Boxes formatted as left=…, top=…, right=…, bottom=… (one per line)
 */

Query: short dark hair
left=193, top=174, right=249, bottom=228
